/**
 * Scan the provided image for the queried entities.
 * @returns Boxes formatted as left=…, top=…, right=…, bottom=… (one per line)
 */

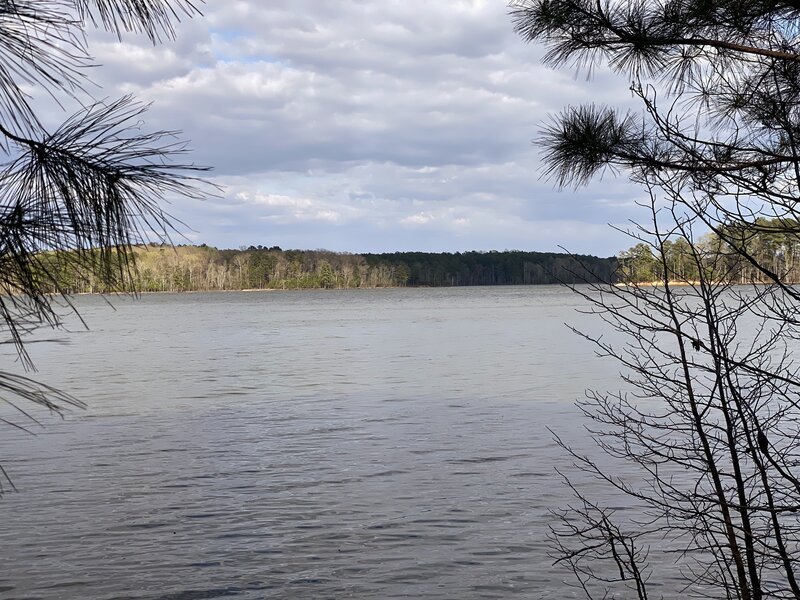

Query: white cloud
left=402, top=213, right=435, bottom=226
left=243, top=193, right=313, bottom=209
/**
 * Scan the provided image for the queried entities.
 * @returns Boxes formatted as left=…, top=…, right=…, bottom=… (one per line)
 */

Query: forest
left=31, top=217, right=800, bottom=294
left=32, top=218, right=800, bottom=294
left=618, top=218, right=800, bottom=284
left=35, top=245, right=617, bottom=293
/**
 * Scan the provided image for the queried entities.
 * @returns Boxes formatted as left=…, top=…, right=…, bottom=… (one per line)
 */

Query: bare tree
left=511, top=1, right=800, bottom=597
left=0, top=1, right=206, bottom=494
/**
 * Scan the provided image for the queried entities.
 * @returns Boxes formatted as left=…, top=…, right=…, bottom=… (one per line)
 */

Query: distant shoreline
left=614, top=280, right=702, bottom=287
left=67, top=280, right=787, bottom=297
left=42, top=245, right=617, bottom=295
left=68, top=282, right=581, bottom=296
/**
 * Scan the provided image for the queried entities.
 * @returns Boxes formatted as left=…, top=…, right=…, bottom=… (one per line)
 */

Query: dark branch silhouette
left=0, top=1, right=207, bottom=496
left=512, top=1, right=800, bottom=597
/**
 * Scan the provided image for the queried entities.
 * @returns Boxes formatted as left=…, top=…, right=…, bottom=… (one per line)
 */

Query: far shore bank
left=65, top=280, right=786, bottom=297
left=614, top=280, right=702, bottom=287
left=69, top=283, right=547, bottom=296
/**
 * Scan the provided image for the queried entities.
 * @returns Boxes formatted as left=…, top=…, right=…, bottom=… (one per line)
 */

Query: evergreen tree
left=0, top=0, right=205, bottom=493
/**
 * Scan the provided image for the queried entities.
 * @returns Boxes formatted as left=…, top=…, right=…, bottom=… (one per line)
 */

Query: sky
left=76, top=0, right=643, bottom=256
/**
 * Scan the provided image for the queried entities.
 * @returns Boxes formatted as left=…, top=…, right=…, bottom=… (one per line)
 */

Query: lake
left=0, top=286, right=623, bottom=599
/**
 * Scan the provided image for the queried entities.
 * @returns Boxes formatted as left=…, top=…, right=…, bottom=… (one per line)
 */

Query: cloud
left=63, top=1, right=643, bottom=255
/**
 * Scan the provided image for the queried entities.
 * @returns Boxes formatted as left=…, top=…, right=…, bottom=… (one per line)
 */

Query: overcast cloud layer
left=78, top=0, right=641, bottom=255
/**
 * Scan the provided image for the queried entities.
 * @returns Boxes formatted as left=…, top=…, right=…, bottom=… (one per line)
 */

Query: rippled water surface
left=0, top=286, right=621, bottom=599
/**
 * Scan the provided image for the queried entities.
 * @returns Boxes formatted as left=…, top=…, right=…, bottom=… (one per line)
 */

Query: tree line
left=618, top=219, right=800, bottom=285
left=36, top=244, right=617, bottom=293
left=35, top=219, right=800, bottom=295
left=33, top=217, right=800, bottom=295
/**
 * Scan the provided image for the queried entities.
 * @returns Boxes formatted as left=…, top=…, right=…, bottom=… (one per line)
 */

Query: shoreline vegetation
left=46, top=244, right=617, bottom=294
left=41, top=218, right=800, bottom=294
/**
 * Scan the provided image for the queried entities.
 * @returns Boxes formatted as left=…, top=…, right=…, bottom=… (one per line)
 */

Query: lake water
left=0, top=286, right=623, bottom=599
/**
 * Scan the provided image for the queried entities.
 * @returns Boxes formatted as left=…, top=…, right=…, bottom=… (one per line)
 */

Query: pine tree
left=0, top=1, right=206, bottom=493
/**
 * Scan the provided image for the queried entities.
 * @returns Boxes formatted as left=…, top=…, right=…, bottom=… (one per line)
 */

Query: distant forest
left=618, top=219, right=800, bottom=285
left=37, top=218, right=799, bottom=294
left=38, top=245, right=617, bottom=293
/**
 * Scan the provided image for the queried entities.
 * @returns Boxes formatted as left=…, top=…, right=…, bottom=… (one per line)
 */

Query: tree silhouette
left=512, top=1, right=800, bottom=597
left=0, top=0, right=206, bottom=494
